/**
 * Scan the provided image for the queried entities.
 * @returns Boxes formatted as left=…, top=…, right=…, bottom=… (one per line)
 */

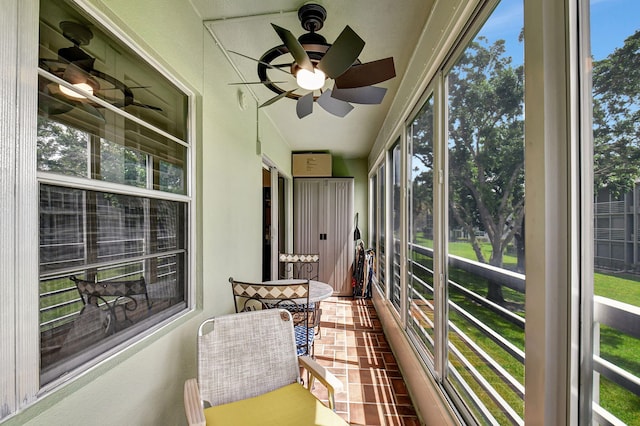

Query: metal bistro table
left=262, top=279, right=334, bottom=304
left=262, top=279, right=333, bottom=337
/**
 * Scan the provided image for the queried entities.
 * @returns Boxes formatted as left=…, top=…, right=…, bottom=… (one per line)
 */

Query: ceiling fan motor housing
left=298, top=3, right=327, bottom=32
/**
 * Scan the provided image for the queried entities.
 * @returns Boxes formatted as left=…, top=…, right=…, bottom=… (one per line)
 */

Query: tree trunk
left=515, top=216, right=525, bottom=273
left=487, top=249, right=505, bottom=305
left=487, top=280, right=505, bottom=305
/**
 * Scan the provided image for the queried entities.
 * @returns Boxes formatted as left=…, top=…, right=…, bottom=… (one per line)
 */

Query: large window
left=377, top=163, right=387, bottom=295
left=589, top=0, right=640, bottom=423
left=371, top=0, right=525, bottom=423
left=390, top=140, right=403, bottom=313
left=445, top=1, right=525, bottom=421
left=37, top=0, right=190, bottom=385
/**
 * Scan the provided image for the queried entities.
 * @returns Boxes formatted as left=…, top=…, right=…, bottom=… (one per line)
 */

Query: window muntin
left=37, top=0, right=191, bottom=385
left=444, top=0, right=525, bottom=422
left=589, top=1, right=640, bottom=423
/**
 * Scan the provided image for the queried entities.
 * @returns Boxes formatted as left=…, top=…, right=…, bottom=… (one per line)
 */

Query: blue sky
left=476, top=0, right=639, bottom=64
left=590, top=0, right=639, bottom=60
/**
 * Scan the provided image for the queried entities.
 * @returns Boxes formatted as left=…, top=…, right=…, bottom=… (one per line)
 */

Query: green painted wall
left=333, top=157, right=369, bottom=244
left=3, top=1, right=374, bottom=425
left=5, top=0, right=292, bottom=425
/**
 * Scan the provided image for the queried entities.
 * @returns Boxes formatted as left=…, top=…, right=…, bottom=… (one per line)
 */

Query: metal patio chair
left=230, top=277, right=314, bottom=356
left=183, top=309, right=347, bottom=426
left=278, top=253, right=323, bottom=336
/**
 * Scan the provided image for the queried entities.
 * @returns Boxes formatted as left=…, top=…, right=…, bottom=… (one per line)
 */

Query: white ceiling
left=193, top=0, right=434, bottom=159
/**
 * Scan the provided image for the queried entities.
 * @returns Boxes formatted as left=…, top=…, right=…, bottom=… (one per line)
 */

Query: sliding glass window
left=444, top=1, right=525, bottom=422
left=589, top=0, right=640, bottom=423
left=377, top=164, right=387, bottom=295
left=389, top=140, right=403, bottom=313
left=38, top=0, right=190, bottom=385
left=407, top=93, right=436, bottom=364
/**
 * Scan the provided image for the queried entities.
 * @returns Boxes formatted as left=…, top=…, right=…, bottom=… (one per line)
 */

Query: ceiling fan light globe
left=59, top=82, right=94, bottom=99
left=296, top=68, right=326, bottom=91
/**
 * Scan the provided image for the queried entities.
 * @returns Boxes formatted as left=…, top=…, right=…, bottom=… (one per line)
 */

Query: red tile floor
left=311, top=297, right=422, bottom=426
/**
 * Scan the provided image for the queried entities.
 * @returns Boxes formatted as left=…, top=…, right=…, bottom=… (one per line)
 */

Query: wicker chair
left=230, top=277, right=314, bottom=356
left=183, top=309, right=347, bottom=426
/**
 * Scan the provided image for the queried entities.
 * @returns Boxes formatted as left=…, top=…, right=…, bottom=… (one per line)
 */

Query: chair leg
left=313, top=306, right=322, bottom=337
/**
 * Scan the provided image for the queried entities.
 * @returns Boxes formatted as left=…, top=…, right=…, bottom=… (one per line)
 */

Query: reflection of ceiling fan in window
left=229, top=3, right=396, bottom=119
left=39, top=21, right=162, bottom=119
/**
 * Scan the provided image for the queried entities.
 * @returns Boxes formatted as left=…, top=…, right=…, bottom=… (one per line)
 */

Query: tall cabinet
left=294, top=178, right=354, bottom=296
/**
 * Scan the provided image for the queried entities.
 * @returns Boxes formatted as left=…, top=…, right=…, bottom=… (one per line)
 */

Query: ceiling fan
left=229, top=3, right=396, bottom=119
left=39, top=21, right=162, bottom=120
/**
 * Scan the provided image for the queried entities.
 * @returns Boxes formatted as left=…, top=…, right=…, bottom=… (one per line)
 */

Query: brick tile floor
left=311, top=297, right=422, bottom=426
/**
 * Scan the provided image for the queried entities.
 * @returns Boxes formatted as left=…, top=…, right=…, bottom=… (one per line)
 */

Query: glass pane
left=378, top=164, right=386, bottom=294
left=391, top=142, right=402, bottom=312
left=39, top=185, right=187, bottom=273
left=39, top=0, right=188, bottom=141
left=39, top=184, right=187, bottom=382
left=446, top=0, right=525, bottom=422
left=408, top=95, right=435, bottom=362
left=159, top=160, right=185, bottom=194
left=38, top=75, right=188, bottom=195
left=100, top=138, right=147, bottom=187
left=37, top=116, right=88, bottom=177
left=590, top=1, right=640, bottom=423
left=371, top=175, right=377, bottom=254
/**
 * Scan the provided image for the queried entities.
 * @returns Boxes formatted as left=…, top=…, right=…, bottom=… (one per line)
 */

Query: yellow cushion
left=204, top=382, right=348, bottom=426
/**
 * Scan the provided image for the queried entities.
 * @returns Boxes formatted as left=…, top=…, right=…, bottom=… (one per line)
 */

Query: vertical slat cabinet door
left=318, top=179, right=329, bottom=284
left=325, top=178, right=354, bottom=295
left=294, top=178, right=321, bottom=259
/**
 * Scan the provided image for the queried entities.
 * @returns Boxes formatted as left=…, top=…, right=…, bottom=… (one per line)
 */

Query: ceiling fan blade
left=270, top=63, right=292, bottom=68
left=334, top=57, right=396, bottom=88
left=41, top=88, right=104, bottom=121
left=259, top=90, right=295, bottom=108
left=228, top=81, right=288, bottom=85
left=129, top=101, right=163, bottom=111
left=296, top=92, right=314, bottom=119
left=78, top=102, right=106, bottom=121
left=62, top=62, right=94, bottom=85
left=227, top=50, right=292, bottom=75
left=331, top=85, right=387, bottom=104
left=100, top=85, right=151, bottom=90
left=38, top=90, right=75, bottom=115
left=40, top=58, right=69, bottom=70
left=316, top=89, right=353, bottom=118
left=271, top=24, right=314, bottom=72
left=317, top=25, right=365, bottom=79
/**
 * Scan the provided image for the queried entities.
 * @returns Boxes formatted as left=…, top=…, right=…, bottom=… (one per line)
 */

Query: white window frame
left=1, top=0, right=197, bottom=419
left=367, top=0, right=583, bottom=423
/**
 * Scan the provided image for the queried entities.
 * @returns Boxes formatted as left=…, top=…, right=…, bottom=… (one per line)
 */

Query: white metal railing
left=594, top=201, right=625, bottom=214
left=400, top=242, right=640, bottom=425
